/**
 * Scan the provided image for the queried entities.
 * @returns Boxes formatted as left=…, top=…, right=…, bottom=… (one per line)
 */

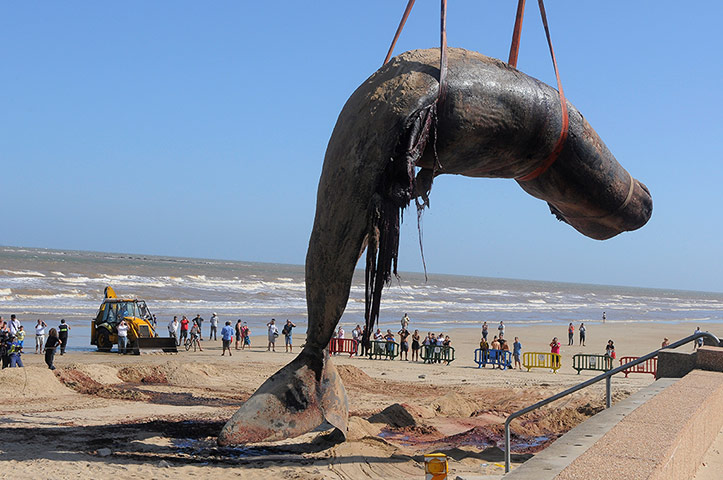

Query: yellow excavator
left=90, top=286, right=177, bottom=353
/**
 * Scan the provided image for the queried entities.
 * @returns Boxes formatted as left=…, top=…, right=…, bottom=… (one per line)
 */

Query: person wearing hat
left=661, top=337, right=670, bottom=348
left=210, top=313, right=219, bottom=341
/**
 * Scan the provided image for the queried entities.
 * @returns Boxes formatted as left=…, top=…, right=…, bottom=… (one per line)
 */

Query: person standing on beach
left=602, top=311, right=606, bottom=323
left=398, top=326, right=410, bottom=361
left=661, top=337, right=670, bottom=348
left=189, top=320, right=203, bottom=351
left=221, top=321, right=234, bottom=356
left=58, top=319, right=70, bottom=355
left=8, top=335, right=24, bottom=368
left=35, top=319, right=47, bottom=354
left=550, top=337, right=561, bottom=369
left=117, top=319, right=129, bottom=354
left=579, top=323, right=586, bottom=346
left=267, top=319, right=279, bottom=352
left=282, top=320, right=297, bottom=353
left=497, top=321, right=505, bottom=338
left=0, top=323, right=10, bottom=369
left=179, top=316, right=189, bottom=345
left=194, top=314, right=204, bottom=340
left=482, top=322, right=488, bottom=341
left=242, top=322, right=251, bottom=349
left=234, top=319, right=243, bottom=350
left=209, top=313, right=219, bottom=341
left=513, top=337, right=522, bottom=370
left=168, top=316, right=180, bottom=345
left=44, top=328, right=61, bottom=370
left=567, top=323, right=574, bottom=346
left=401, top=313, right=410, bottom=330
left=411, top=329, right=420, bottom=362
left=9, top=314, right=21, bottom=336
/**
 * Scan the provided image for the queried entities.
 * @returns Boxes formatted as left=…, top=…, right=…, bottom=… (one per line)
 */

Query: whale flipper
left=218, top=349, right=347, bottom=445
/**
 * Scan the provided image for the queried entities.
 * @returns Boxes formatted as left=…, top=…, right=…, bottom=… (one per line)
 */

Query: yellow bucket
left=424, top=453, right=448, bottom=480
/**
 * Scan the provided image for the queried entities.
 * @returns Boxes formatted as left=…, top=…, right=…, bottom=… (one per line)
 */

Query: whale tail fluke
left=217, top=349, right=348, bottom=446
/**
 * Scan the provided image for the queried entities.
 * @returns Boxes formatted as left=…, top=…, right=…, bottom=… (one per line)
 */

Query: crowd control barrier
left=522, top=352, right=561, bottom=373
left=328, top=338, right=358, bottom=357
left=474, top=349, right=512, bottom=369
left=572, top=354, right=613, bottom=374
left=367, top=340, right=399, bottom=360
left=619, top=356, right=657, bottom=377
left=421, top=345, right=455, bottom=364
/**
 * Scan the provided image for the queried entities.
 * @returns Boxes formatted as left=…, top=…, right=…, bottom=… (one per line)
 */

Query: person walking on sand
left=44, top=328, right=61, bottom=370
left=221, top=321, right=234, bottom=356
left=579, top=323, right=586, bottom=346
left=117, top=319, right=129, bottom=354
left=568, top=323, right=574, bottom=346
left=267, top=319, right=279, bottom=352
left=513, top=337, right=522, bottom=370
left=168, top=316, right=180, bottom=345
left=58, top=319, right=70, bottom=355
left=35, top=319, right=47, bottom=354
left=209, top=313, right=219, bottom=341
left=481, top=321, right=489, bottom=341
left=282, top=320, right=297, bottom=353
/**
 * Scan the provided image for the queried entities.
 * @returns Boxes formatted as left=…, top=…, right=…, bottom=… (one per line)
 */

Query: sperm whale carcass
left=218, top=48, right=652, bottom=445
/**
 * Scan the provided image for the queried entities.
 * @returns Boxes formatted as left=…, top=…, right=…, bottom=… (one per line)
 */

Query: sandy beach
left=2, top=320, right=719, bottom=479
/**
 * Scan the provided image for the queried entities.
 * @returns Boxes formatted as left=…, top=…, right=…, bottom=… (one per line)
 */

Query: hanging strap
left=383, top=0, right=448, bottom=101
left=515, top=0, right=569, bottom=182
left=508, top=0, right=526, bottom=67
left=383, top=0, right=416, bottom=66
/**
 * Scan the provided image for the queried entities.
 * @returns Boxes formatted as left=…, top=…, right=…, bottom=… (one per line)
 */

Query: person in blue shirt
left=513, top=337, right=522, bottom=370
left=221, top=321, right=234, bottom=356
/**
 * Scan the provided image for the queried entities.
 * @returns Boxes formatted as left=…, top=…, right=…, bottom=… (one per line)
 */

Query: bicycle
left=184, top=334, right=201, bottom=351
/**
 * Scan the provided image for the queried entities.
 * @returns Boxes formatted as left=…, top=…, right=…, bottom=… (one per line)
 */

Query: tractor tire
left=97, top=330, right=112, bottom=352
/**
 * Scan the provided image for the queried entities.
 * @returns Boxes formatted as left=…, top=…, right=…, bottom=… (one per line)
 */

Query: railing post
left=605, top=375, right=611, bottom=408
left=505, top=421, right=511, bottom=473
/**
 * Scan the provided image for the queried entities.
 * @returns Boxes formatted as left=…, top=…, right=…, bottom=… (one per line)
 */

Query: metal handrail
left=503, top=331, right=720, bottom=473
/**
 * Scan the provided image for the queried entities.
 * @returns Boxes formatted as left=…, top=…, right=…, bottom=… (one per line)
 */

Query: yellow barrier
left=522, top=352, right=561, bottom=373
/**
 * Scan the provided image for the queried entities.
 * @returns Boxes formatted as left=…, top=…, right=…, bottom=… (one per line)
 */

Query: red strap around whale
left=511, top=0, right=569, bottom=182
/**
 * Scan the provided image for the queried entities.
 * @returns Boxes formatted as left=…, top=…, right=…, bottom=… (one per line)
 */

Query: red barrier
left=329, top=338, right=358, bottom=357
left=619, top=356, right=657, bottom=378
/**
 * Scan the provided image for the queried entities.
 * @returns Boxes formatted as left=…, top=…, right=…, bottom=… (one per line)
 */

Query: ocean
left=1, top=246, right=722, bottom=351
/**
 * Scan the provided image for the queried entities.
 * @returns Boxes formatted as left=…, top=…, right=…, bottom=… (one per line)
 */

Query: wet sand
left=2, top=321, right=719, bottom=479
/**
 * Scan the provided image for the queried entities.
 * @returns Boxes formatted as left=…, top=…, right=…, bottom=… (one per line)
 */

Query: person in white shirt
left=337, top=326, right=345, bottom=339
left=35, top=319, right=47, bottom=354
left=9, top=315, right=21, bottom=336
left=168, top=316, right=180, bottom=345
left=117, top=319, right=129, bottom=354
left=267, top=319, right=279, bottom=352
left=210, top=313, right=219, bottom=341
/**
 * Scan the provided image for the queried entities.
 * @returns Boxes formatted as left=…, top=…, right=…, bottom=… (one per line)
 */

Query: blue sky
left=1, top=1, right=721, bottom=292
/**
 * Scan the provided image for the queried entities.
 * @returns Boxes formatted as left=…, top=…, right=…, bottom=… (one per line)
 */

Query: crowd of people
left=0, top=315, right=68, bottom=370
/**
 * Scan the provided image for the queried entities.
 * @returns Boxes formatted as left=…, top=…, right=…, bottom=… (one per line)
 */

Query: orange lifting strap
left=382, top=0, right=568, bottom=182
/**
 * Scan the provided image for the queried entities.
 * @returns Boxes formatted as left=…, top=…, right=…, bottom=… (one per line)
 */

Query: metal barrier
left=329, top=338, right=358, bottom=357
left=619, top=356, right=657, bottom=377
left=474, top=349, right=512, bottom=369
left=572, top=354, right=613, bottom=374
left=522, top=351, right=561, bottom=373
left=504, top=331, right=721, bottom=473
left=367, top=340, right=399, bottom=360
left=421, top=344, right=455, bottom=364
